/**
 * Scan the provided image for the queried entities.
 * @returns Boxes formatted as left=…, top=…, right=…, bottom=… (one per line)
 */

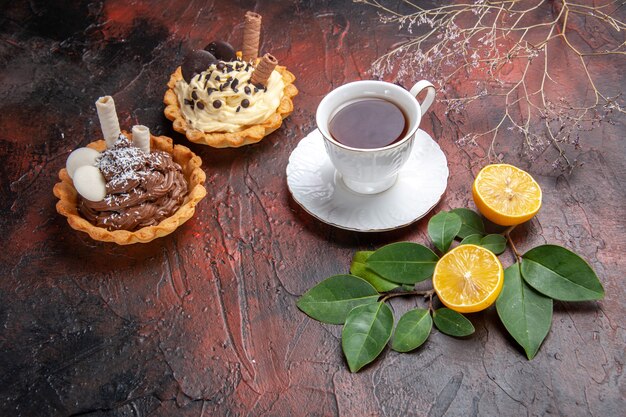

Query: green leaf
left=350, top=251, right=399, bottom=292
left=352, top=250, right=374, bottom=262
left=391, top=308, right=432, bottom=352
left=459, top=234, right=482, bottom=246
left=366, top=242, right=439, bottom=284
left=428, top=211, right=462, bottom=252
left=480, top=234, right=507, bottom=254
left=461, top=234, right=507, bottom=255
left=296, top=275, right=380, bottom=324
left=342, top=302, right=394, bottom=372
left=451, top=208, right=485, bottom=239
left=432, top=308, right=475, bottom=337
left=496, top=263, right=553, bottom=360
left=521, top=245, right=604, bottom=301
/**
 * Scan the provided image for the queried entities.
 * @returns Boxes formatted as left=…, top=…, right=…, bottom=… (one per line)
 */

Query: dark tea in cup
left=316, top=79, right=436, bottom=194
left=328, top=98, right=408, bottom=149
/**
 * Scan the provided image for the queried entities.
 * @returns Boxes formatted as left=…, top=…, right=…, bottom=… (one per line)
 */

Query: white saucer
left=286, top=129, right=449, bottom=232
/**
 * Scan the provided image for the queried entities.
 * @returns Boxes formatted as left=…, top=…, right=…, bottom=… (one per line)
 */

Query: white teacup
left=316, top=80, right=435, bottom=194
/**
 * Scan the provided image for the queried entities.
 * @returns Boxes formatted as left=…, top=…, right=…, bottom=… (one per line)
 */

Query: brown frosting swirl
left=78, top=135, right=188, bottom=231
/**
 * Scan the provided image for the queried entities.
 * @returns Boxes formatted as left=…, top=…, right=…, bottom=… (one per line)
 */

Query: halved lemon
left=433, top=244, right=504, bottom=313
left=472, top=164, right=542, bottom=226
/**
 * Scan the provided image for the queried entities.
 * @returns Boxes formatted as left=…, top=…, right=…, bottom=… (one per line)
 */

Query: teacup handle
left=409, top=80, right=436, bottom=115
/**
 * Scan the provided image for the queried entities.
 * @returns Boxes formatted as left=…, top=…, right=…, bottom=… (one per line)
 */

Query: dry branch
left=357, top=0, right=625, bottom=170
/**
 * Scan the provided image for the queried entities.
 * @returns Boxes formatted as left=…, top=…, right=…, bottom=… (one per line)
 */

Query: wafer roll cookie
left=242, top=11, right=262, bottom=62
left=96, top=96, right=121, bottom=148
left=132, top=125, right=150, bottom=154
left=251, top=53, right=278, bottom=87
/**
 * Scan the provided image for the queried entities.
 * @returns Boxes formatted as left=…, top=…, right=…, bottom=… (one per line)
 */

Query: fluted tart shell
left=163, top=63, right=298, bottom=148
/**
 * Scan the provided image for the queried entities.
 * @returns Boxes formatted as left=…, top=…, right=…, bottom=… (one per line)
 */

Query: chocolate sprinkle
left=213, top=100, right=222, bottom=108
left=215, top=75, right=221, bottom=81
left=191, top=91, right=198, bottom=100
left=197, top=101, right=205, bottom=110
left=184, top=99, right=194, bottom=108
left=241, top=99, right=250, bottom=108
left=244, top=86, right=251, bottom=95
left=236, top=106, right=241, bottom=112
left=231, top=78, right=239, bottom=89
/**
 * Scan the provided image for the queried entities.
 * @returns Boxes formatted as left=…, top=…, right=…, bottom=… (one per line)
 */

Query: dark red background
left=1, top=1, right=624, bottom=416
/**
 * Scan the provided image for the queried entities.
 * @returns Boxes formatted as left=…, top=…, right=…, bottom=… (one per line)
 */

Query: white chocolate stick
left=131, top=125, right=151, bottom=154
left=96, top=96, right=121, bottom=148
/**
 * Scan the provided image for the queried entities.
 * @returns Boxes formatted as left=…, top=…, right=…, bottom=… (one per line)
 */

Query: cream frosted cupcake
left=164, top=12, right=298, bottom=148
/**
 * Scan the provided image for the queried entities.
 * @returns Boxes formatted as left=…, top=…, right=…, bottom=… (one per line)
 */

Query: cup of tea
left=316, top=80, right=436, bottom=194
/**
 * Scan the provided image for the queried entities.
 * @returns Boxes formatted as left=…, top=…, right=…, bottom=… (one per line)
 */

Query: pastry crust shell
left=53, top=133, right=207, bottom=245
left=163, top=64, right=298, bottom=148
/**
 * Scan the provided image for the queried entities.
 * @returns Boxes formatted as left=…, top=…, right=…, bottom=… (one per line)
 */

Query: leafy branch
left=356, top=0, right=626, bottom=171
left=297, top=207, right=604, bottom=372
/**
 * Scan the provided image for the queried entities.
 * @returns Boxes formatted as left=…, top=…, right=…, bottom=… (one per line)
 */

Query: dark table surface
left=1, top=1, right=624, bottom=416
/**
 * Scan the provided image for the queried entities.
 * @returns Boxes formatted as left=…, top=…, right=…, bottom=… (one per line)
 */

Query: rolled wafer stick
left=131, top=125, right=150, bottom=154
left=242, top=11, right=262, bottom=62
left=250, top=53, right=278, bottom=87
left=96, top=96, right=121, bottom=149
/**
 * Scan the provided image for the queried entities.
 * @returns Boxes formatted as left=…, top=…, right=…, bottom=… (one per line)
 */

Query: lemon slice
left=472, top=164, right=542, bottom=226
left=433, top=245, right=504, bottom=313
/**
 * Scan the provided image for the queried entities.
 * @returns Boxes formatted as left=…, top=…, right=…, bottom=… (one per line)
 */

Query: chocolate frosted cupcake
left=54, top=96, right=206, bottom=244
left=164, top=11, right=298, bottom=148
left=79, top=134, right=188, bottom=231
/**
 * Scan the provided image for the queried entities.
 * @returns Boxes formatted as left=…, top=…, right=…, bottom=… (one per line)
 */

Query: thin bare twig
left=358, top=0, right=625, bottom=171
left=380, top=289, right=435, bottom=303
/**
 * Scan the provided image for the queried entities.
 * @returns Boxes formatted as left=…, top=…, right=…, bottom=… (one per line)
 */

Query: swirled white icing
left=175, top=60, right=284, bottom=133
